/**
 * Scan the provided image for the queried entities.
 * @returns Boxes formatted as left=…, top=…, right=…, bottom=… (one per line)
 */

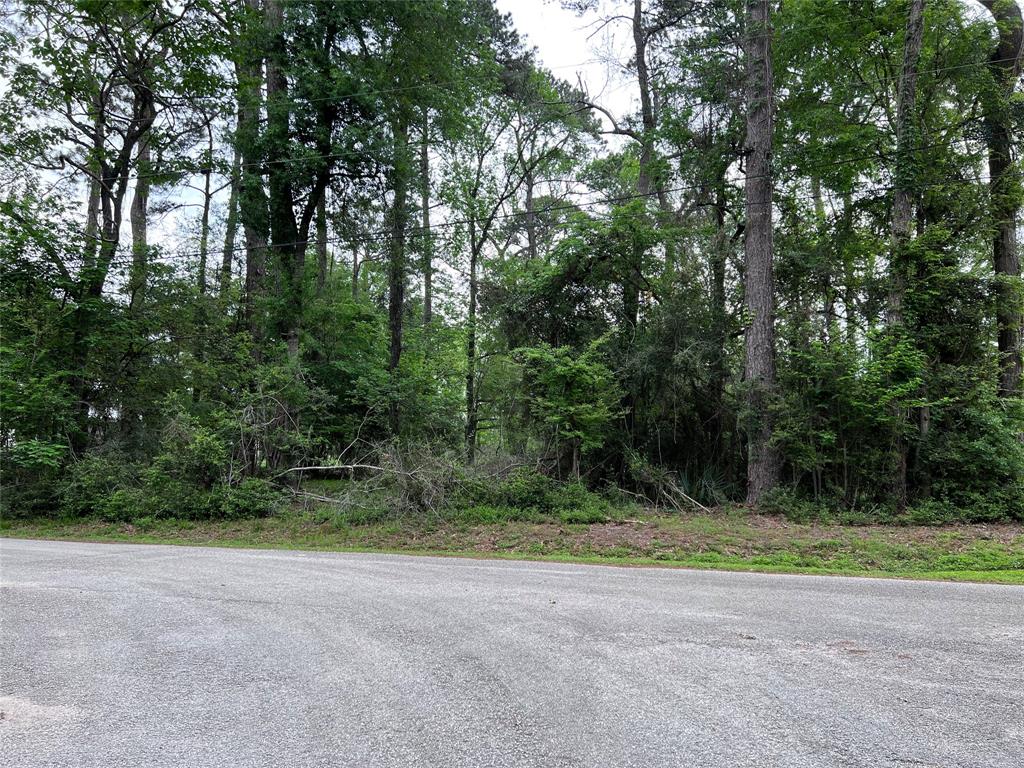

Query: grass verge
left=3, top=509, right=1023, bottom=584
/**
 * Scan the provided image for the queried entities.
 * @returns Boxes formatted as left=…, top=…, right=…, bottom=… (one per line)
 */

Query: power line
left=15, top=123, right=992, bottom=272
left=55, top=45, right=1009, bottom=189
left=99, top=155, right=994, bottom=269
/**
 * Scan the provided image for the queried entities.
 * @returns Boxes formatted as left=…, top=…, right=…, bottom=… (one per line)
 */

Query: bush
left=2, top=439, right=68, bottom=516
left=99, top=488, right=147, bottom=522
left=153, top=413, right=230, bottom=490
left=59, top=451, right=140, bottom=518
left=757, top=487, right=837, bottom=523
left=489, top=469, right=610, bottom=522
left=553, top=482, right=609, bottom=523
left=513, top=341, right=622, bottom=473
left=130, top=467, right=213, bottom=520
left=921, top=396, right=1024, bottom=522
left=217, top=478, right=282, bottom=519
left=497, top=468, right=561, bottom=512
left=54, top=440, right=281, bottom=522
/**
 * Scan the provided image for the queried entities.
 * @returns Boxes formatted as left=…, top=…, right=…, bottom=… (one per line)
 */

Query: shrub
left=153, top=413, right=230, bottom=490
left=513, top=341, right=622, bottom=475
left=921, top=395, right=1024, bottom=522
left=217, top=478, right=281, bottom=519
left=137, top=468, right=218, bottom=520
left=59, top=451, right=140, bottom=518
left=2, top=439, right=67, bottom=516
left=553, top=482, right=609, bottom=523
left=98, top=488, right=147, bottom=522
left=757, top=487, right=836, bottom=523
left=489, top=469, right=610, bottom=522
left=498, top=468, right=561, bottom=512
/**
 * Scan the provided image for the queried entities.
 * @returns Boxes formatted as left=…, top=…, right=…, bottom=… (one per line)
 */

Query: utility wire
left=95, top=158, right=994, bottom=269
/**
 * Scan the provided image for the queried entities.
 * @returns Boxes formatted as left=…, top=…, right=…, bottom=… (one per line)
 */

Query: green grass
left=3, top=510, right=1023, bottom=584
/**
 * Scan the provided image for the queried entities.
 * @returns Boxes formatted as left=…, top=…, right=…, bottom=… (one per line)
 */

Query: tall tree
left=365, top=0, right=508, bottom=436
left=219, top=143, right=241, bottom=299
left=979, top=0, right=1024, bottom=397
left=420, top=108, right=435, bottom=327
left=2, top=0, right=216, bottom=446
left=742, top=0, right=780, bottom=503
left=386, top=112, right=412, bottom=432
left=128, top=101, right=156, bottom=317
left=231, top=0, right=270, bottom=342
left=887, top=0, right=926, bottom=507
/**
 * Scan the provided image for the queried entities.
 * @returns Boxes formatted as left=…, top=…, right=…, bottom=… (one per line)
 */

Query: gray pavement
left=0, top=538, right=1022, bottom=768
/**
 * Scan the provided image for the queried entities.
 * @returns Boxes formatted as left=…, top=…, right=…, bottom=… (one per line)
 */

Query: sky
left=494, top=0, right=635, bottom=125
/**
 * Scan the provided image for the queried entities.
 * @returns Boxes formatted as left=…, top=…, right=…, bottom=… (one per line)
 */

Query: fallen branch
left=277, top=463, right=384, bottom=476
left=664, top=481, right=712, bottom=514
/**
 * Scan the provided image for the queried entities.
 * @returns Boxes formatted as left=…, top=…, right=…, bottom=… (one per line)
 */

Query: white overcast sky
left=494, top=0, right=636, bottom=122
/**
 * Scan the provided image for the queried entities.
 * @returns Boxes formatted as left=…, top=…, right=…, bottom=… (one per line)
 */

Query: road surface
left=1, top=538, right=1022, bottom=767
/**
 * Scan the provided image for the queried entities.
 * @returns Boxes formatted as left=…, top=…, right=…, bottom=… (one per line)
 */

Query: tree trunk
left=810, top=175, right=836, bottom=343
left=420, top=109, right=433, bottom=327
left=631, top=0, right=679, bottom=278
left=84, top=178, right=101, bottom=277
left=620, top=0, right=655, bottom=331
left=388, top=116, right=412, bottom=435
left=710, top=181, right=729, bottom=455
left=840, top=192, right=858, bottom=346
left=742, top=0, right=780, bottom=505
left=123, top=125, right=151, bottom=443
left=889, top=0, right=925, bottom=324
left=265, top=0, right=302, bottom=361
left=316, top=194, right=328, bottom=295
left=67, top=43, right=156, bottom=451
left=465, top=220, right=479, bottom=465
left=524, top=169, right=539, bottom=262
left=980, top=0, right=1024, bottom=397
left=887, top=0, right=926, bottom=509
left=128, top=108, right=154, bottom=318
left=351, top=245, right=360, bottom=301
left=235, top=2, right=269, bottom=345
left=71, top=145, right=138, bottom=449
left=632, top=0, right=655, bottom=202
left=220, top=143, right=241, bottom=299
left=197, top=127, right=213, bottom=295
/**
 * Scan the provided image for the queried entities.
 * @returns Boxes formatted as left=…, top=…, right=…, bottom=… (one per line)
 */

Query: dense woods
left=2, top=0, right=1023, bottom=524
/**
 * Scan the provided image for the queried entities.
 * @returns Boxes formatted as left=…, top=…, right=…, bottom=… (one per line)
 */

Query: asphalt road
left=1, top=539, right=1022, bottom=768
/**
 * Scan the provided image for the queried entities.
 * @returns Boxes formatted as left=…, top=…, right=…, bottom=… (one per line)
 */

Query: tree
left=979, top=0, right=1024, bottom=397
left=361, top=0, right=512, bottom=436
left=2, top=0, right=1022, bottom=523
left=885, top=0, right=926, bottom=507
left=742, top=0, right=780, bottom=503
left=515, top=342, right=621, bottom=479
left=2, top=0, right=221, bottom=447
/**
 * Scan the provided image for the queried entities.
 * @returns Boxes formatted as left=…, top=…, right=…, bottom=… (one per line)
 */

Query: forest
left=1, top=0, right=1023, bottom=529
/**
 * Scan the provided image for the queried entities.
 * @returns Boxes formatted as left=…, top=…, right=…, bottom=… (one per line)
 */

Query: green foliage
left=59, top=452, right=141, bottom=519
left=513, top=340, right=621, bottom=469
left=5, top=439, right=65, bottom=472
left=553, top=483, right=610, bottom=524
left=153, top=410, right=230, bottom=490
left=217, top=478, right=283, bottom=520
left=2, top=0, right=1021, bottom=528
left=921, top=394, right=1024, bottom=521
left=486, top=468, right=610, bottom=522
left=52, top=402, right=284, bottom=522
left=758, top=488, right=838, bottom=524
left=494, top=468, right=561, bottom=511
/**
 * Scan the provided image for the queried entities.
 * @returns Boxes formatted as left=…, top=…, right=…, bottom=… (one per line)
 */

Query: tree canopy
left=2, top=0, right=1022, bottom=523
